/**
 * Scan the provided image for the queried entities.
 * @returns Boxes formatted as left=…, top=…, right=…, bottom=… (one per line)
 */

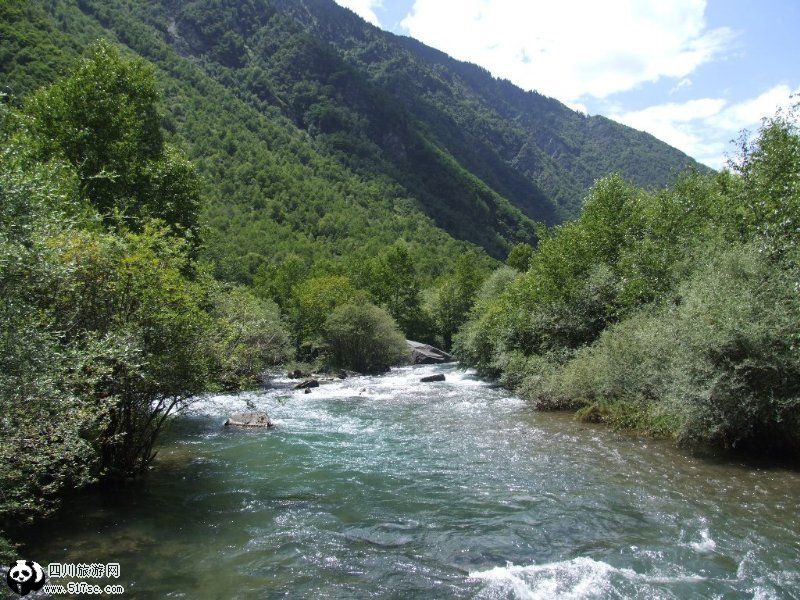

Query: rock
left=225, top=412, right=274, bottom=428
left=294, top=379, right=319, bottom=390
left=420, top=374, right=446, bottom=382
left=287, top=369, right=306, bottom=379
left=407, top=340, right=454, bottom=365
left=304, top=388, right=312, bottom=394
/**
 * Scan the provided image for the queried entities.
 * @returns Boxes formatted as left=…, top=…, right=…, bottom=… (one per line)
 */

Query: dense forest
left=0, top=0, right=706, bottom=282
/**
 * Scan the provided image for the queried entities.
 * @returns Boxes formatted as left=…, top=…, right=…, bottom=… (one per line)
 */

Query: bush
left=323, top=303, right=409, bottom=373
left=525, top=243, right=800, bottom=453
left=208, top=285, right=293, bottom=390
left=429, top=253, right=488, bottom=349
left=665, top=244, right=800, bottom=453
left=456, top=106, right=800, bottom=458
left=289, top=275, right=358, bottom=349
left=452, top=267, right=519, bottom=375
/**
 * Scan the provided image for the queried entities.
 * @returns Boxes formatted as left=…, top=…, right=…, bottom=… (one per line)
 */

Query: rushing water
left=21, top=364, right=800, bottom=598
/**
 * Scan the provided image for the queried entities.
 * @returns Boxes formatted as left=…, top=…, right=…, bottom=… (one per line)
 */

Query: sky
left=333, top=0, right=799, bottom=168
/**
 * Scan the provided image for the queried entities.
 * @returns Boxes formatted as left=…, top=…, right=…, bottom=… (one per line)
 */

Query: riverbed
left=22, top=364, right=800, bottom=598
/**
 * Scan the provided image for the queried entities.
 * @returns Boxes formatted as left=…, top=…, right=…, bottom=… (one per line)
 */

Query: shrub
left=290, top=274, right=358, bottom=348
left=529, top=243, right=800, bottom=453
left=323, top=303, right=409, bottom=373
left=208, top=285, right=293, bottom=390
left=665, top=244, right=800, bottom=454
left=452, top=267, right=519, bottom=375
left=429, top=252, right=488, bottom=349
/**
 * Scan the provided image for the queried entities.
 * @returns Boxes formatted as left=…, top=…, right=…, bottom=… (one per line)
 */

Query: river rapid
left=22, top=364, right=800, bottom=598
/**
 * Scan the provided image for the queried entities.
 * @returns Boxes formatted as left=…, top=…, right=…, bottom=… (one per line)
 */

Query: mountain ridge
left=1, top=0, right=709, bottom=283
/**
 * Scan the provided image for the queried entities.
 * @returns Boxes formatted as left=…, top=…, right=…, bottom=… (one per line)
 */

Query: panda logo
left=5, top=560, right=46, bottom=596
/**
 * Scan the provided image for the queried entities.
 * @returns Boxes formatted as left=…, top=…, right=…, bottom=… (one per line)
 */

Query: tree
left=323, top=303, right=409, bottom=373
left=253, top=254, right=309, bottom=311
left=208, top=285, right=293, bottom=390
left=366, top=242, right=424, bottom=338
left=507, top=242, right=534, bottom=272
left=289, top=275, right=359, bottom=349
left=430, top=253, right=487, bottom=349
left=25, top=41, right=200, bottom=240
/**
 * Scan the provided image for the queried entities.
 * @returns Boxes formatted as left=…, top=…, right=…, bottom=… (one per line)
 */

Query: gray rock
left=420, top=374, right=446, bottom=382
left=294, top=379, right=320, bottom=390
left=225, top=412, right=274, bottom=428
left=407, top=340, right=454, bottom=364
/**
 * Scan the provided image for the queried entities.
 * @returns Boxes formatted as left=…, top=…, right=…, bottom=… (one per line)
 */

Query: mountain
left=0, top=0, right=708, bottom=283
left=269, top=0, right=709, bottom=216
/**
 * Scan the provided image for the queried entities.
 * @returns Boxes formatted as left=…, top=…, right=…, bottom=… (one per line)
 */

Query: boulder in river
left=294, top=379, right=320, bottom=390
left=225, top=412, right=274, bottom=428
left=407, top=341, right=454, bottom=364
left=420, top=374, right=446, bottom=383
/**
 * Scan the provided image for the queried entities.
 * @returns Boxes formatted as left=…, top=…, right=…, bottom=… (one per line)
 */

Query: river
left=21, top=364, right=800, bottom=598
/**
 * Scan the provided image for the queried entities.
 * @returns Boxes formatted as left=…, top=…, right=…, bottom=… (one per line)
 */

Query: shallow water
left=21, top=364, right=800, bottom=598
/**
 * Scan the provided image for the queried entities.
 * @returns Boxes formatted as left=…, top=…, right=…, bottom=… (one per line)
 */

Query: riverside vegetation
left=0, top=44, right=461, bottom=558
left=455, top=105, right=800, bottom=459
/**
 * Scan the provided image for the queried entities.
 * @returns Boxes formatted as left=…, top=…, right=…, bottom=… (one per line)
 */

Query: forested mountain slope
left=270, top=0, right=711, bottom=216
left=0, top=0, right=706, bottom=282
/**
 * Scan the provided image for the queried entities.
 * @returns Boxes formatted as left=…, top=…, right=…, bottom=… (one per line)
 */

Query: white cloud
left=669, top=78, right=693, bottom=95
left=334, top=0, right=382, bottom=26
left=400, top=0, right=733, bottom=104
left=611, top=85, right=799, bottom=168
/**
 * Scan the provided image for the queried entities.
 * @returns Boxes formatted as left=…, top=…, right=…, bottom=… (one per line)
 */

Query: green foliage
left=452, top=266, right=519, bottom=374
left=364, top=242, right=426, bottom=339
left=729, top=106, right=800, bottom=256
left=458, top=106, right=800, bottom=457
left=0, top=0, right=706, bottom=286
left=25, top=41, right=201, bottom=240
left=429, top=253, right=489, bottom=349
left=208, top=284, right=293, bottom=390
left=323, top=303, right=409, bottom=374
left=289, top=275, right=359, bottom=351
left=0, top=44, right=293, bottom=552
left=253, top=254, right=309, bottom=311
left=0, top=103, right=103, bottom=529
left=666, top=244, right=800, bottom=452
left=507, top=242, right=534, bottom=271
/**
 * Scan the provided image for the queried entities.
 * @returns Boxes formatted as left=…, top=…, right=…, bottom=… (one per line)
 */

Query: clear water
left=22, top=364, right=800, bottom=598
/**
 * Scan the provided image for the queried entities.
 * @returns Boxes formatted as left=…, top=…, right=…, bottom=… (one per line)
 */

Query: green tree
left=208, top=285, right=293, bottom=389
left=253, top=254, right=309, bottom=311
left=323, top=302, right=409, bottom=373
left=290, top=275, right=359, bottom=350
left=366, top=242, right=424, bottom=338
left=25, top=41, right=200, bottom=240
left=430, top=253, right=487, bottom=349
left=507, top=242, right=534, bottom=271
left=730, top=104, right=800, bottom=256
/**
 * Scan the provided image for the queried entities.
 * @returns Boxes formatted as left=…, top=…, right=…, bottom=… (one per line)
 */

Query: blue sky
left=334, top=0, right=799, bottom=168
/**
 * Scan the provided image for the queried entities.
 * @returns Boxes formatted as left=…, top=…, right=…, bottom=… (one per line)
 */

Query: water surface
left=23, top=364, right=800, bottom=598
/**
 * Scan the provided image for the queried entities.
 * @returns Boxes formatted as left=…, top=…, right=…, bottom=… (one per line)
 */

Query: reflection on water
left=21, top=364, right=800, bottom=598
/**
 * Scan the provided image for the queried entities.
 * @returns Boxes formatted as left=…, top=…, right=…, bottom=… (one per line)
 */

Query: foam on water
left=470, top=557, right=707, bottom=600
left=22, top=363, right=800, bottom=599
left=689, top=528, right=717, bottom=553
